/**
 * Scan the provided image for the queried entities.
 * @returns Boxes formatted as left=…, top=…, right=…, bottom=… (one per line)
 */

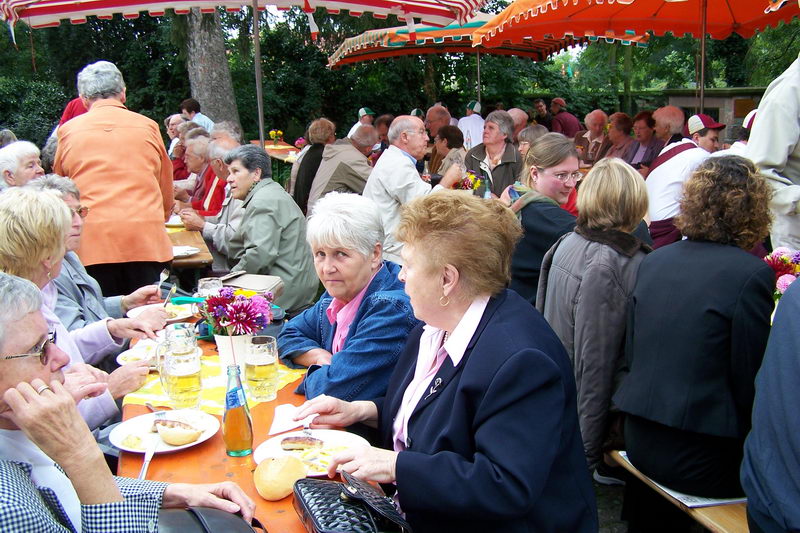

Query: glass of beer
left=161, top=341, right=202, bottom=409
left=197, top=277, right=223, bottom=298
left=245, top=335, right=278, bottom=402
left=165, top=323, right=197, bottom=356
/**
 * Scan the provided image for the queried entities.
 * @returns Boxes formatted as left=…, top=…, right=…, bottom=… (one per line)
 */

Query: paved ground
left=596, top=481, right=628, bottom=532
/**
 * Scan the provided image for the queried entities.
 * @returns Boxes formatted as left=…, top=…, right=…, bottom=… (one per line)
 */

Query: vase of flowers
left=200, top=287, right=274, bottom=371
left=269, top=129, right=284, bottom=146
left=764, top=247, right=800, bottom=301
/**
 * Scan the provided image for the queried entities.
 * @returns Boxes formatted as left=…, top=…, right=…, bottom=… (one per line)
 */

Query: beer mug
left=197, top=277, right=223, bottom=297
left=157, top=339, right=202, bottom=409
left=244, top=335, right=278, bottom=402
left=165, top=323, right=197, bottom=355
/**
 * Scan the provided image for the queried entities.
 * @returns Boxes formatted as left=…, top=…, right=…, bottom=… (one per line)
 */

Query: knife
left=138, top=436, right=158, bottom=480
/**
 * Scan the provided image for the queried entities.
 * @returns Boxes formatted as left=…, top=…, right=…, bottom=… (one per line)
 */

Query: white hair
left=210, top=121, right=242, bottom=143
left=507, top=108, right=529, bottom=128
left=584, top=109, right=609, bottom=127
left=388, top=116, right=419, bottom=144
left=27, top=174, right=80, bottom=200
left=77, top=61, right=125, bottom=100
left=208, top=138, right=240, bottom=161
left=0, top=272, right=42, bottom=351
left=185, top=136, right=210, bottom=160
left=306, top=192, right=384, bottom=258
left=0, top=141, right=40, bottom=191
left=653, top=105, right=686, bottom=135
left=351, top=124, right=378, bottom=149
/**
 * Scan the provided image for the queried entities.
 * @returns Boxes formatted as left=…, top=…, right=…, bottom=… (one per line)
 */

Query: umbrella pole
left=699, top=0, right=707, bottom=114
left=476, top=51, right=481, bottom=102
left=252, top=0, right=266, bottom=146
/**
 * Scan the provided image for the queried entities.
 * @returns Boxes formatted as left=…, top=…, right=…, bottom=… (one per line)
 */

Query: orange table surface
left=118, top=374, right=308, bottom=532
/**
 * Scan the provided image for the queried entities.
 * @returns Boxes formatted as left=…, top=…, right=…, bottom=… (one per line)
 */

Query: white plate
left=253, top=429, right=370, bottom=477
left=127, top=303, right=195, bottom=323
left=166, top=215, right=184, bottom=228
left=173, top=246, right=200, bottom=258
left=109, top=409, right=220, bottom=454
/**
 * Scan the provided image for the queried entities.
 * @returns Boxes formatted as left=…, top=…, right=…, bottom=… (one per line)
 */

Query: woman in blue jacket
left=278, top=192, right=419, bottom=401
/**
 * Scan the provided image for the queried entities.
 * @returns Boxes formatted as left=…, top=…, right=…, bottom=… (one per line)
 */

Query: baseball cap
left=467, top=100, right=482, bottom=113
left=687, top=113, right=725, bottom=135
left=742, top=109, right=757, bottom=130
left=410, top=108, right=425, bottom=118
left=358, top=107, right=376, bottom=118
left=552, top=97, right=567, bottom=108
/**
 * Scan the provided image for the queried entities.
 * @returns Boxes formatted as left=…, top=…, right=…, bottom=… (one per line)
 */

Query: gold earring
left=439, top=295, right=449, bottom=307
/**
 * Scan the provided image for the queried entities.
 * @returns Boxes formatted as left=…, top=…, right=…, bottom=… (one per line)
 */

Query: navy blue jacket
left=278, top=262, right=419, bottom=401
left=376, top=289, right=597, bottom=532
left=741, top=280, right=800, bottom=531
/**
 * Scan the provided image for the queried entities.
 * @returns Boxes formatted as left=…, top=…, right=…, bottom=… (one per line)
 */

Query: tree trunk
left=623, top=44, right=633, bottom=115
left=186, top=9, right=241, bottom=131
left=423, top=57, right=437, bottom=104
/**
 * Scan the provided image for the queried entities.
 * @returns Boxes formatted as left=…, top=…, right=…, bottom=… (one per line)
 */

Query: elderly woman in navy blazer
left=296, top=191, right=597, bottom=532
left=279, top=192, right=419, bottom=401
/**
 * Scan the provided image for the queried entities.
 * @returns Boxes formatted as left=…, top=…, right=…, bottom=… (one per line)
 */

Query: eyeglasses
left=1, top=331, right=57, bottom=365
left=70, top=206, right=90, bottom=219
left=540, top=168, right=583, bottom=184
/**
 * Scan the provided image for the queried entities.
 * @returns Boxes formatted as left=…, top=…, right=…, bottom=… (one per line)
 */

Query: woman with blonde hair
left=507, top=132, right=580, bottom=302
left=537, top=157, right=650, bottom=483
left=614, top=155, right=774, bottom=529
left=294, top=190, right=597, bottom=532
left=0, top=187, right=155, bottom=429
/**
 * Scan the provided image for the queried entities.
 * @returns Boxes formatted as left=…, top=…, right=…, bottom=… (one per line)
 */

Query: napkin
left=268, top=404, right=317, bottom=435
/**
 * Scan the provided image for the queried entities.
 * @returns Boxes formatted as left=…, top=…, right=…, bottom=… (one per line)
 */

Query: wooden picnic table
left=168, top=228, right=213, bottom=270
left=610, top=451, right=749, bottom=533
left=117, top=338, right=308, bottom=532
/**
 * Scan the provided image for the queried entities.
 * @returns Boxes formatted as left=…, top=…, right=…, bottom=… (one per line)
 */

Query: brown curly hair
left=675, top=155, right=772, bottom=250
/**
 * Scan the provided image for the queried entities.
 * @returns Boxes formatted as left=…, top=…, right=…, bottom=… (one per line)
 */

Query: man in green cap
left=347, top=107, right=376, bottom=138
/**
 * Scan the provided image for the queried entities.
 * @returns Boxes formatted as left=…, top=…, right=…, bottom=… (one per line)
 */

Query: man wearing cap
left=687, top=113, right=726, bottom=153
left=747, top=52, right=800, bottom=249
left=645, top=105, right=709, bottom=249
left=550, top=98, right=581, bottom=138
left=711, top=110, right=756, bottom=158
left=532, top=98, right=552, bottom=131
left=347, top=107, right=375, bottom=138
left=457, top=101, right=484, bottom=150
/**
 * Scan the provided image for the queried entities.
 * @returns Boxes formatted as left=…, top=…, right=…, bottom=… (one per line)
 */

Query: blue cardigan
left=278, top=261, right=419, bottom=401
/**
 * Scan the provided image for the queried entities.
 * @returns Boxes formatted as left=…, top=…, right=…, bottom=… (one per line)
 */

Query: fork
left=162, top=285, right=178, bottom=308
left=155, top=268, right=169, bottom=298
left=138, top=410, right=165, bottom=480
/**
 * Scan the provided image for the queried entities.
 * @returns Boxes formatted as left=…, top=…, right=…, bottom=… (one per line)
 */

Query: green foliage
left=745, top=19, right=800, bottom=86
left=0, top=77, right=67, bottom=146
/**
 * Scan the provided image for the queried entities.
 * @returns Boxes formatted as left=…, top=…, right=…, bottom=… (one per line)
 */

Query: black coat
left=375, top=290, right=597, bottom=533
left=614, top=240, right=775, bottom=439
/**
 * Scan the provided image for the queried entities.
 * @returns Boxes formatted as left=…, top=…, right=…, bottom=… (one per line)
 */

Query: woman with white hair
left=278, top=192, right=419, bottom=401
left=0, top=140, right=44, bottom=190
left=463, top=110, right=523, bottom=197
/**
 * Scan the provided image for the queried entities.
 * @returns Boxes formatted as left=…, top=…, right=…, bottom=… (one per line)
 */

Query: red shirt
left=191, top=165, right=224, bottom=216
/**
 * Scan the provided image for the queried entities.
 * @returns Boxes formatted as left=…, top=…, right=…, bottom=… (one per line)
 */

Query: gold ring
left=36, top=385, right=52, bottom=395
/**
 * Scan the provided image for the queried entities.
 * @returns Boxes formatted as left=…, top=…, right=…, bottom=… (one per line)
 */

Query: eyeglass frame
left=69, top=205, right=90, bottom=219
left=0, top=331, right=57, bottom=365
left=536, top=167, right=583, bottom=184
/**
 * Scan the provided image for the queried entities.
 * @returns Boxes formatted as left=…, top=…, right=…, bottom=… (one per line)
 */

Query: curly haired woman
left=613, top=155, right=775, bottom=531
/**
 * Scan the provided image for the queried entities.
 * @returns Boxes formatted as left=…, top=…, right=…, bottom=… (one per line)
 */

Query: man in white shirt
left=712, top=109, right=756, bottom=158
left=363, top=116, right=458, bottom=264
left=457, top=101, right=484, bottom=151
left=179, top=97, right=214, bottom=132
left=347, top=107, right=375, bottom=138
left=646, top=106, right=709, bottom=248
left=747, top=52, right=800, bottom=249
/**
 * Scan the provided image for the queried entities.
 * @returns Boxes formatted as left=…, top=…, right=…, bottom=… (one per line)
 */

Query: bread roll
left=254, top=456, right=307, bottom=501
left=156, top=422, right=202, bottom=446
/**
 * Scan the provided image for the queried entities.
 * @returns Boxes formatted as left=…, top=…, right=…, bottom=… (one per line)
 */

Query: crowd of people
left=0, top=52, right=799, bottom=532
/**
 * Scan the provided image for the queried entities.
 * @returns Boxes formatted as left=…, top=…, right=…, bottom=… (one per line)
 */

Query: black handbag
left=158, top=507, right=267, bottom=533
left=293, top=471, right=412, bottom=533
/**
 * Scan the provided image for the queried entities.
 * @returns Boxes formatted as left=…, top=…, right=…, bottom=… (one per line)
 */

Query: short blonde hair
left=0, top=187, right=70, bottom=280
left=577, top=158, right=648, bottom=233
left=396, top=191, right=522, bottom=299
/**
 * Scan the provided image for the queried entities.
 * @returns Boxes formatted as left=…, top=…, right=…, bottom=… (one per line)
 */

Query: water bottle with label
left=223, top=365, right=253, bottom=456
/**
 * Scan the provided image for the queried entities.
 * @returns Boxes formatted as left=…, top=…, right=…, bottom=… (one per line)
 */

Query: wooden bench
left=609, top=450, right=749, bottom=533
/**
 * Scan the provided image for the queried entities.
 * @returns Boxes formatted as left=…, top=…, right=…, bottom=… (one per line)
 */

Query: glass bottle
left=223, top=364, right=253, bottom=456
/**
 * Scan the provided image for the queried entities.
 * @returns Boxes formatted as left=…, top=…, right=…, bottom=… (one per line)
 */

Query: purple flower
left=773, top=247, right=793, bottom=259
left=791, top=251, right=800, bottom=265
left=219, top=287, right=235, bottom=299
left=777, top=274, right=797, bottom=294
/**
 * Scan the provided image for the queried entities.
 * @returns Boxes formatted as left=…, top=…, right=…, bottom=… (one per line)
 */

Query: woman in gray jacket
left=536, top=158, right=650, bottom=481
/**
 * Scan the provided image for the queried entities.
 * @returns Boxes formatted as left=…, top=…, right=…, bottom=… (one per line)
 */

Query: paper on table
left=617, top=451, right=747, bottom=508
left=268, top=404, right=317, bottom=435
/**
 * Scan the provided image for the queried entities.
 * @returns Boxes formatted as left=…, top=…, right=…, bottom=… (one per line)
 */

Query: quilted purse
left=293, top=471, right=413, bottom=533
